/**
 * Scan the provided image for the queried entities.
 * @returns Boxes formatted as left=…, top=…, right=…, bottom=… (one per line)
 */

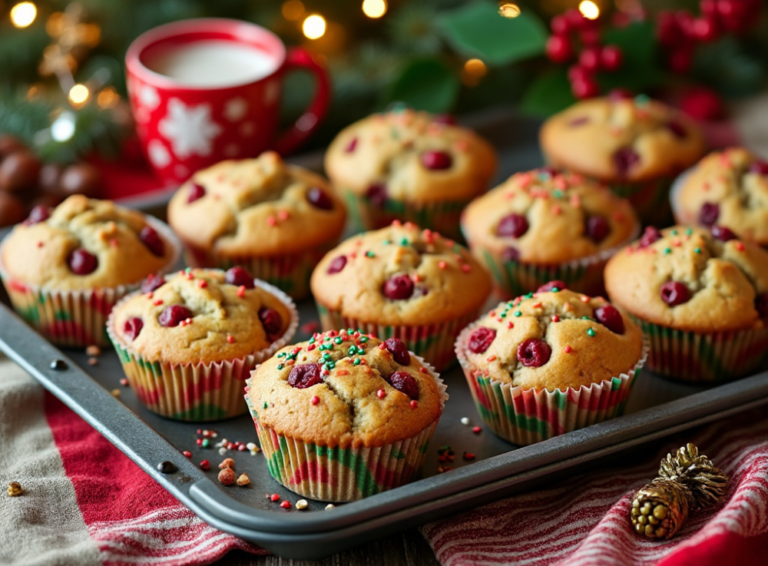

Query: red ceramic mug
left=126, top=18, right=330, bottom=185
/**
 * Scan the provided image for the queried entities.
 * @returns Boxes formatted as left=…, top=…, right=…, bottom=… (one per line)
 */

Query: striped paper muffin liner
left=630, top=316, right=768, bottom=382
left=342, top=190, right=470, bottom=242
left=243, top=354, right=447, bottom=502
left=316, top=302, right=481, bottom=371
left=0, top=216, right=180, bottom=348
left=606, top=177, right=674, bottom=227
left=181, top=240, right=339, bottom=300
left=455, top=324, right=648, bottom=446
left=106, top=280, right=298, bottom=421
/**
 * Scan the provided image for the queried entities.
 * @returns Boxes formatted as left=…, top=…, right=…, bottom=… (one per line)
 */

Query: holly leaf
left=437, top=1, right=547, bottom=66
left=383, top=58, right=460, bottom=113
left=519, top=69, right=575, bottom=117
left=598, top=21, right=664, bottom=93
left=693, top=37, right=764, bottom=97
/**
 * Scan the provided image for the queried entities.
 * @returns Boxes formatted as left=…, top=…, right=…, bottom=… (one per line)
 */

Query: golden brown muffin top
left=247, top=330, right=444, bottom=448
left=1, top=195, right=176, bottom=290
left=462, top=167, right=638, bottom=264
left=324, top=109, right=497, bottom=203
left=605, top=225, right=768, bottom=332
left=311, top=222, right=492, bottom=326
left=111, top=268, right=295, bottom=365
left=167, top=152, right=346, bottom=256
left=540, top=95, right=705, bottom=183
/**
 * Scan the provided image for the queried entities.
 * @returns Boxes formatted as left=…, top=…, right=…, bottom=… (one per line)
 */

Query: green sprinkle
left=581, top=316, right=592, bottom=321
left=359, top=336, right=368, bottom=343
left=382, top=239, right=391, bottom=245
left=353, top=358, right=361, bottom=366
left=686, top=228, right=693, bottom=236
left=348, top=346, right=356, bottom=355
left=277, top=364, right=283, bottom=370
left=552, top=287, right=560, bottom=293
left=324, top=336, right=331, bottom=341
left=514, top=310, right=522, bottom=317
left=664, top=248, right=671, bottom=255
left=525, top=292, right=534, bottom=299
left=694, top=247, right=701, bottom=254
left=500, top=312, right=507, bottom=318
left=587, top=328, right=596, bottom=337
left=308, top=338, right=315, bottom=344
left=262, top=402, right=268, bottom=409
left=334, top=337, right=343, bottom=344
left=671, top=229, right=678, bottom=236
left=453, top=244, right=461, bottom=253
left=357, top=346, right=365, bottom=355
left=365, top=251, right=375, bottom=258
left=201, top=439, right=210, bottom=448
left=326, top=362, right=335, bottom=370
left=185, top=267, right=192, bottom=274
left=400, top=238, right=409, bottom=246
left=277, top=352, right=285, bottom=358
left=358, top=328, right=365, bottom=334
left=634, top=94, right=650, bottom=106
left=553, top=190, right=564, bottom=199
left=322, top=353, right=331, bottom=360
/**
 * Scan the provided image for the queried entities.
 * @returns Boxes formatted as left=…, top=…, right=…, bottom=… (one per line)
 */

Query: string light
left=302, top=14, right=326, bottom=40
left=462, top=58, right=487, bottom=87
left=10, top=2, right=37, bottom=28
left=68, top=84, right=90, bottom=106
left=498, top=3, right=521, bottom=18
left=579, top=1, right=600, bottom=20
left=362, top=0, right=387, bottom=19
left=281, top=0, right=304, bottom=21
left=51, top=112, right=76, bottom=142
left=96, top=87, right=120, bottom=109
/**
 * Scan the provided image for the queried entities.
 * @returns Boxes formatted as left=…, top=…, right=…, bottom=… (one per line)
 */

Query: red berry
left=502, top=246, right=520, bottom=262
left=432, top=114, right=456, bottom=126
left=586, top=215, right=610, bottom=244
left=571, top=77, right=600, bottom=99
left=383, top=274, right=414, bottom=300
left=421, top=150, right=452, bottom=171
left=692, top=17, right=718, bottom=41
left=600, top=45, right=623, bottom=72
left=345, top=137, right=358, bottom=153
left=666, top=121, right=687, bottom=139
left=550, top=14, right=570, bottom=35
left=608, top=88, right=634, bottom=101
left=142, top=274, right=166, bottom=293
left=159, top=304, right=193, bottom=327
left=613, top=147, right=640, bottom=178
left=699, top=202, right=720, bottom=226
left=384, top=337, right=411, bottom=365
left=327, top=255, right=347, bottom=275
left=660, top=281, right=691, bottom=306
left=756, top=294, right=768, bottom=319
left=668, top=48, right=694, bottom=73
left=517, top=338, right=552, bottom=368
left=657, top=11, right=680, bottom=45
left=140, top=225, right=165, bottom=257
left=68, top=249, right=98, bottom=275
left=546, top=35, right=573, bottom=63
left=366, top=183, right=387, bottom=207
left=579, top=47, right=601, bottom=72
left=258, top=307, right=283, bottom=340
left=23, top=205, right=51, bottom=226
left=467, top=327, right=496, bottom=354
left=537, top=280, right=567, bottom=293
left=386, top=371, right=419, bottom=400
left=123, top=317, right=144, bottom=341
left=565, top=8, right=586, bottom=29
left=307, top=187, right=334, bottom=210
left=701, top=0, right=717, bottom=18
left=288, top=363, right=322, bottom=389
left=225, top=266, right=255, bottom=289
left=710, top=225, right=737, bottom=242
left=496, top=213, right=529, bottom=239
left=187, top=183, right=206, bottom=203
left=568, top=65, right=593, bottom=84
left=594, top=304, right=625, bottom=334
left=680, top=87, right=724, bottom=121
left=749, top=161, right=768, bottom=175
left=580, top=27, right=601, bottom=46
left=639, top=226, right=662, bottom=248
left=675, top=10, right=696, bottom=37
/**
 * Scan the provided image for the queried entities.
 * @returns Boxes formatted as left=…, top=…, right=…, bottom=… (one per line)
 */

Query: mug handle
left=273, top=47, right=331, bottom=156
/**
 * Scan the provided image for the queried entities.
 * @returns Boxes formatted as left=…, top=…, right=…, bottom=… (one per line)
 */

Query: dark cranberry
left=307, top=187, right=334, bottom=210
left=258, top=308, right=283, bottom=340
left=159, top=305, right=193, bottom=327
left=639, top=226, right=661, bottom=248
left=502, top=246, right=520, bottom=262
left=666, top=121, right=687, bottom=139
left=383, top=274, right=414, bottom=300
left=421, top=150, right=453, bottom=170
left=586, top=215, right=610, bottom=244
left=141, top=274, right=166, bottom=293
left=327, top=255, right=347, bottom=275
left=710, top=225, right=737, bottom=242
left=497, top=214, right=529, bottom=239
left=123, top=317, right=144, bottom=341
left=568, top=116, right=590, bottom=127
left=23, top=205, right=51, bottom=226
left=433, top=114, right=456, bottom=125
left=68, top=249, right=98, bottom=275
left=384, top=338, right=411, bottom=365
left=756, top=294, right=768, bottom=318
left=225, top=266, right=255, bottom=289
left=288, top=363, right=322, bottom=389
left=699, top=202, right=720, bottom=226
left=517, top=338, right=552, bottom=368
left=187, top=183, right=206, bottom=203
left=660, top=281, right=691, bottom=306
left=366, top=183, right=387, bottom=207
left=140, top=225, right=165, bottom=257
left=608, top=88, right=634, bottom=101
left=468, top=327, right=496, bottom=354
left=537, top=280, right=567, bottom=293
left=387, top=371, right=419, bottom=400
left=750, top=161, right=768, bottom=175
left=613, top=147, right=640, bottom=178
left=538, top=165, right=560, bottom=177
left=345, top=137, right=358, bottom=153
left=594, top=305, right=625, bottom=334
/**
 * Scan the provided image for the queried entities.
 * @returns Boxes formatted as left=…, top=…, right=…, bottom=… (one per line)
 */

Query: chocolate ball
left=38, top=163, right=64, bottom=195
left=0, top=192, right=27, bottom=227
left=59, top=163, right=103, bottom=198
left=0, top=151, right=42, bottom=194
left=0, top=135, right=26, bottom=160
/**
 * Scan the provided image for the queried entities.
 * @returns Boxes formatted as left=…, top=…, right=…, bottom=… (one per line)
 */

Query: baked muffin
left=605, top=225, right=768, bottom=381
left=245, top=329, right=447, bottom=501
left=462, top=167, right=638, bottom=297
left=672, top=148, right=768, bottom=246
left=324, top=108, right=497, bottom=240
left=310, top=221, right=492, bottom=370
left=108, top=267, right=298, bottom=421
left=455, top=283, right=646, bottom=445
left=540, top=93, right=706, bottom=224
left=167, top=151, right=346, bottom=299
left=0, top=195, right=179, bottom=346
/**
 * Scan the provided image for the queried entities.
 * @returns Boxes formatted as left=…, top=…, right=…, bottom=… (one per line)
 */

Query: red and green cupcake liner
left=456, top=325, right=648, bottom=446
left=107, top=280, right=299, bottom=422
left=630, top=316, right=768, bottom=382
left=342, top=190, right=470, bottom=242
left=316, top=303, right=480, bottom=371
left=244, top=355, right=447, bottom=502
left=0, top=216, right=180, bottom=348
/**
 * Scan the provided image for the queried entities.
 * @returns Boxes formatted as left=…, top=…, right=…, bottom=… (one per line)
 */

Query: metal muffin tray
left=2, top=109, right=768, bottom=560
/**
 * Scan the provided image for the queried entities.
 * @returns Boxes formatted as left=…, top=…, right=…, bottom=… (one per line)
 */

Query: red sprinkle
left=227, top=335, right=234, bottom=344
left=552, top=205, right=561, bottom=216
left=120, top=378, right=128, bottom=386
left=237, top=286, right=246, bottom=298
left=200, top=460, right=210, bottom=470
left=307, top=344, right=316, bottom=351
left=438, top=261, right=447, bottom=270
left=580, top=295, right=590, bottom=303
left=311, top=395, right=320, bottom=405
left=153, top=299, right=163, bottom=306
left=486, top=355, right=497, bottom=362
left=182, top=451, right=192, bottom=458
left=463, top=452, right=476, bottom=461
left=551, top=315, right=560, bottom=322
left=278, top=210, right=289, bottom=221
left=196, top=438, right=203, bottom=445
left=280, top=501, right=291, bottom=509
left=266, top=216, right=276, bottom=227
left=507, top=322, right=515, bottom=329
left=473, top=426, right=482, bottom=434
left=461, top=264, right=471, bottom=273
left=564, top=345, right=573, bottom=353
left=532, top=302, right=542, bottom=308
left=377, top=389, right=386, bottom=399
left=198, top=280, right=208, bottom=288
left=410, top=400, right=419, bottom=409
left=736, top=242, right=745, bottom=251
left=271, top=494, right=280, bottom=502
left=37, top=241, right=43, bottom=248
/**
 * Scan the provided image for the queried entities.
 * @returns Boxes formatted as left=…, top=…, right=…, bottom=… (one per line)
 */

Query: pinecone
left=630, top=479, right=690, bottom=539
left=658, top=443, right=728, bottom=509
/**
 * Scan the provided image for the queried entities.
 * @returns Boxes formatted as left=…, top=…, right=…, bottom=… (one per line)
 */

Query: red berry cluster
left=657, top=0, right=762, bottom=72
left=545, top=9, right=624, bottom=99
